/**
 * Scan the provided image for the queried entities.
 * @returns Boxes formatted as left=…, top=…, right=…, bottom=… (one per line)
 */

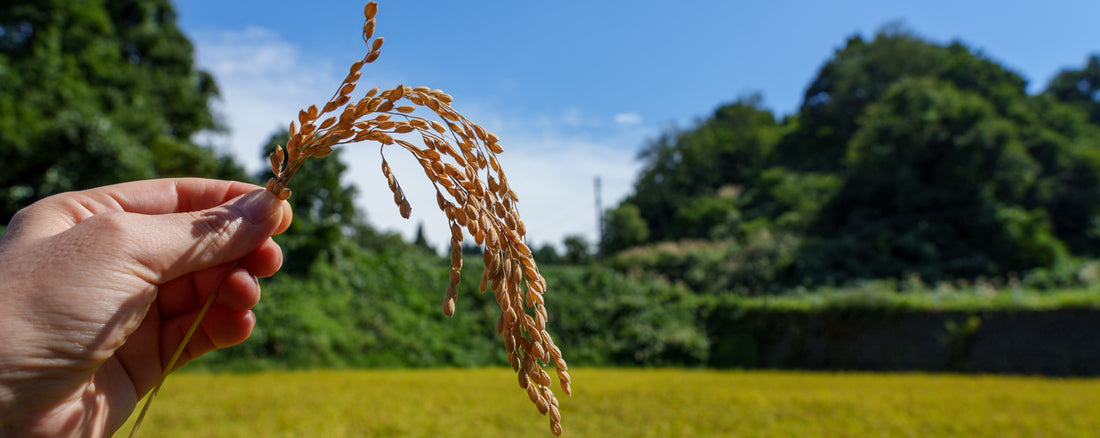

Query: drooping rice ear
left=259, top=1, right=569, bottom=434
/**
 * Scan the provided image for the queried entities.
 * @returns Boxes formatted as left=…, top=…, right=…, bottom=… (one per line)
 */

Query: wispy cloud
left=191, top=27, right=356, bottom=172
left=190, top=28, right=646, bottom=250
left=613, top=112, right=643, bottom=126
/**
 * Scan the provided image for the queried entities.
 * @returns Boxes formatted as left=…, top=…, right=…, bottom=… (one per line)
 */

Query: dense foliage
left=0, top=0, right=243, bottom=222
left=613, top=28, right=1100, bottom=289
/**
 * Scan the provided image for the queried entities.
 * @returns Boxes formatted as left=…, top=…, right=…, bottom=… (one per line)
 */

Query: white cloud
left=340, top=105, right=644, bottom=252
left=559, top=107, right=590, bottom=128
left=191, top=29, right=646, bottom=252
left=192, top=27, right=366, bottom=172
left=613, top=112, right=643, bottom=126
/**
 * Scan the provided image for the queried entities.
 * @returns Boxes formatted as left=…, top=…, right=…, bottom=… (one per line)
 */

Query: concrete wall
left=704, top=307, right=1100, bottom=376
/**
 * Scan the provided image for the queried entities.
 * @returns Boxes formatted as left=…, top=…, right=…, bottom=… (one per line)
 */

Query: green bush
left=607, top=230, right=799, bottom=295
left=540, top=264, right=709, bottom=366
left=197, top=244, right=710, bottom=370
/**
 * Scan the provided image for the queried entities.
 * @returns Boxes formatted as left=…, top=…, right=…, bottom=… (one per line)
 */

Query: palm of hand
left=0, top=179, right=288, bottom=436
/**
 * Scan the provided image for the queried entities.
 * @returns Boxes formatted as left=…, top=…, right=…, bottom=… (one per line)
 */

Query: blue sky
left=175, top=0, right=1100, bottom=250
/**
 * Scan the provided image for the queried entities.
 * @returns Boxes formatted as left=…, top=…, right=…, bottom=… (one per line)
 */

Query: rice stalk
left=133, top=2, right=569, bottom=436
left=128, top=261, right=239, bottom=438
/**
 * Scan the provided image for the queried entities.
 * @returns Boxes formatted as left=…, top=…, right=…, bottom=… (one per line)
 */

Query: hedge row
left=701, top=300, right=1100, bottom=376
left=192, top=248, right=1100, bottom=376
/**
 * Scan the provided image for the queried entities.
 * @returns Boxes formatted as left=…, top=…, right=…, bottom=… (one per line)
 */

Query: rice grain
left=261, top=2, right=571, bottom=435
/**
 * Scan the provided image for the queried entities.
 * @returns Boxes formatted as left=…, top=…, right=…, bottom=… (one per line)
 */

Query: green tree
left=532, top=244, right=562, bottom=265
left=601, top=203, right=649, bottom=254
left=746, top=167, right=842, bottom=232
left=412, top=222, right=434, bottom=252
left=800, top=78, right=1064, bottom=283
left=0, top=0, right=244, bottom=222
left=1016, top=94, right=1100, bottom=257
left=626, top=95, right=781, bottom=242
left=612, top=25, right=1100, bottom=287
left=776, top=25, right=1028, bottom=173
left=562, top=235, right=593, bottom=265
left=1045, top=55, right=1100, bottom=125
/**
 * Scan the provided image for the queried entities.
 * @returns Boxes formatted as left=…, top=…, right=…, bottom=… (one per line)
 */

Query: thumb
left=128, top=189, right=286, bottom=283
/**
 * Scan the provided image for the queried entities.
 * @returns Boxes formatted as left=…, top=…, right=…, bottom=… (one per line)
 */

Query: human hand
left=0, top=178, right=293, bottom=437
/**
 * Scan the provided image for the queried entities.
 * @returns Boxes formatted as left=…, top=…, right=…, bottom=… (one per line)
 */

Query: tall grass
left=116, top=368, right=1100, bottom=437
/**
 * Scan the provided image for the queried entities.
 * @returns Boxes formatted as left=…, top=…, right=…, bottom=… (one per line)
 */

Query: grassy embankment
left=118, top=368, right=1100, bottom=437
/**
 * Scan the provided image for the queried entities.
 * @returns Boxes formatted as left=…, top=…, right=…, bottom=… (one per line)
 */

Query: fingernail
left=236, top=190, right=279, bottom=224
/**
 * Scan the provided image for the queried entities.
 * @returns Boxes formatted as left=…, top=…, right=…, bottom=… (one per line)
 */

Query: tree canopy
left=0, top=0, right=243, bottom=222
left=610, top=26, right=1100, bottom=288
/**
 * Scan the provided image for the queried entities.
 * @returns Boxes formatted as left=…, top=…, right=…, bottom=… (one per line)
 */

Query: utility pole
left=594, top=176, right=604, bottom=256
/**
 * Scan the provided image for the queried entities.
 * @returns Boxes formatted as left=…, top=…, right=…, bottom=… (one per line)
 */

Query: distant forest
left=602, top=29, right=1100, bottom=291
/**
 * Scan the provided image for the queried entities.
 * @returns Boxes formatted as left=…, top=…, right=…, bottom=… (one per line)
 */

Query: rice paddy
left=115, top=368, right=1100, bottom=437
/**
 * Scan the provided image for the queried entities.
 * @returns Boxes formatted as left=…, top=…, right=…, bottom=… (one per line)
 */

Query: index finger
left=101, top=178, right=294, bottom=236
left=79, top=178, right=264, bottom=216
left=8, top=178, right=295, bottom=244
left=7, top=178, right=268, bottom=239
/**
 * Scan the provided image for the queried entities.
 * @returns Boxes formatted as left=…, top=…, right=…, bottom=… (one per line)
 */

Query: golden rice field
left=117, top=368, right=1100, bottom=437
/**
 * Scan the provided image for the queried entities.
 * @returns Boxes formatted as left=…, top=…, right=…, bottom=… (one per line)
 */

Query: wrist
left=0, top=383, right=110, bottom=438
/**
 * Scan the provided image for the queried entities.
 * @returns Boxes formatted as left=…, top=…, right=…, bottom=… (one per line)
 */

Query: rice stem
left=128, top=260, right=240, bottom=437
